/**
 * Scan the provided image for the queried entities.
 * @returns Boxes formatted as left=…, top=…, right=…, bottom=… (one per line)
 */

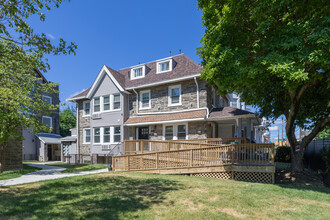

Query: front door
left=138, top=127, right=149, bottom=140
left=47, top=145, right=52, bottom=161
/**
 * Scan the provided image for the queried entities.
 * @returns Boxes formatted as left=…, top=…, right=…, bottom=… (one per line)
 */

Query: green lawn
left=48, top=163, right=108, bottom=173
left=0, top=164, right=42, bottom=180
left=0, top=172, right=329, bottom=219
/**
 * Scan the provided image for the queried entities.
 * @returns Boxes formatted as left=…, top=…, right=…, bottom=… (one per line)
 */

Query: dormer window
left=157, top=58, right=172, bottom=74
left=131, top=65, right=145, bottom=80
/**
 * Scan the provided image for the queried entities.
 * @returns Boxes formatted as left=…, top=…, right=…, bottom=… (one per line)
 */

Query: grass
left=0, top=164, right=42, bottom=180
left=48, top=163, right=108, bottom=173
left=0, top=172, right=329, bottom=219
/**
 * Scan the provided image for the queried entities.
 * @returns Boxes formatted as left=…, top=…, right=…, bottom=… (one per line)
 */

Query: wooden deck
left=113, top=140, right=275, bottom=183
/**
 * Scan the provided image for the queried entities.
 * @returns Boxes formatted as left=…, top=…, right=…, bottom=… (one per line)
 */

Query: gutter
left=133, top=89, right=139, bottom=114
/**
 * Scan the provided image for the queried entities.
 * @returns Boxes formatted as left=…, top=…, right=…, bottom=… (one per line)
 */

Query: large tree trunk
left=291, top=145, right=305, bottom=173
left=0, top=142, right=7, bottom=173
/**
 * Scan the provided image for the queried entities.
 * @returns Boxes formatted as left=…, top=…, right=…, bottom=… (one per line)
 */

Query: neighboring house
left=67, top=54, right=261, bottom=161
left=22, top=70, right=61, bottom=162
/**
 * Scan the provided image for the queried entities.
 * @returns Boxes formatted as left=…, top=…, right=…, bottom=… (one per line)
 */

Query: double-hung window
left=113, top=94, right=120, bottom=110
left=103, top=127, right=110, bottom=143
left=84, top=128, right=91, bottom=143
left=94, top=128, right=101, bottom=143
left=177, top=125, right=186, bottom=140
left=165, top=126, right=173, bottom=140
left=42, top=95, right=52, bottom=104
left=131, top=65, right=145, bottom=80
left=113, top=126, right=121, bottom=143
left=163, top=124, right=187, bottom=140
left=42, top=116, right=52, bottom=128
left=103, top=95, right=110, bottom=111
left=83, top=101, right=90, bottom=116
left=157, top=59, right=172, bottom=73
left=94, top=97, right=100, bottom=112
left=168, top=85, right=181, bottom=106
left=140, top=90, right=150, bottom=109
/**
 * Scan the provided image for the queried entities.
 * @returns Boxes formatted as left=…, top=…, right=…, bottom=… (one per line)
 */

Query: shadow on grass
left=0, top=174, right=183, bottom=219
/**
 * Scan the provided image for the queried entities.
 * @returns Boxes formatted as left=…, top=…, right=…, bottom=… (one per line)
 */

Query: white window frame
left=83, top=101, right=90, bottom=116
left=93, top=127, right=101, bottom=144
left=139, top=90, right=151, bottom=110
left=157, top=58, right=172, bottom=74
left=168, top=84, right=182, bottom=106
left=102, top=95, right=110, bottom=112
left=42, top=116, right=52, bottom=128
left=112, top=126, right=121, bottom=144
left=92, top=126, right=122, bottom=145
left=130, top=65, right=145, bottom=80
left=103, top=127, right=111, bottom=143
left=42, top=95, right=52, bottom=104
left=112, top=93, right=121, bottom=110
left=83, top=128, right=91, bottom=144
left=162, top=123, right=188, bottom=140
left=93, top=97, right=101, bottom=113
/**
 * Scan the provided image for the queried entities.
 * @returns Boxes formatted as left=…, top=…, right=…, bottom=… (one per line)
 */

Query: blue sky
left=28, top=0, right=203, bottom=107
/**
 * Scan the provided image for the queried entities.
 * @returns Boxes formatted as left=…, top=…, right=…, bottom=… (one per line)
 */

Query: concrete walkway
left=0, top=163, right=108, bottom=187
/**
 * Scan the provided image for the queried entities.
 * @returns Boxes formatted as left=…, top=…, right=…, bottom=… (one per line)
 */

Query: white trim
left=86, top=65, right=125, bottom=99
left=42, top=116, right=52, bottom=128
left=162, top=123, right=188, bottom=140
left=92, top=126, right=121, bottom=145
left=93, top=97, right=101, bottom=113
left=136, top=108, right=207, bottom=116
left=126, top=74, right=201, bottom=90
left=83, top=101, right=90, bottom=117
left=42, top=95, right=52, bottom=104
left=168, top=84, right=182, bottom=106
left=194, top=77, right=199, bottom=109
left=130, top=65, right=146, bottom=80
left=139, top=89, right=151, bottom=110
left=157, top=58, right=172, bottom=74
left=83, top=128, right=91, bottom=144
left=125, top=117, right=205, bottom=126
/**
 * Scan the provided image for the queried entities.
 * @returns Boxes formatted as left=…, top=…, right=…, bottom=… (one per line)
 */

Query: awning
left=60, top=136, right=77, bottom=142
left=125, top=109, right=206, bottom=126
left=36, top=133, right=62, bottom=144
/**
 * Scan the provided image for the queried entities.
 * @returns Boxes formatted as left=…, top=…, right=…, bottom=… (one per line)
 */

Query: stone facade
left=77, top=100, right=91, bottom=155
left=188, top=121, right=209, bottom=139
left=1, top=137, right=23, bottom=171
left=129, top=79, right=207, bottom=115
left=149, top=124, right=163, bottom=141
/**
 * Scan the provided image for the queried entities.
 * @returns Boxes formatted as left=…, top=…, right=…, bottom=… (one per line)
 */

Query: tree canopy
left=198, top=0, right=329, bottom=171
left=60, top=106, right=76, bottom=137
left=0, top=0, right=77, bottom=172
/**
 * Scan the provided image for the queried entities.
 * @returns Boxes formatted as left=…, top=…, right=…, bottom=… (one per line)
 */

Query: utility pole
left=278, top=126, right=280, bottom=146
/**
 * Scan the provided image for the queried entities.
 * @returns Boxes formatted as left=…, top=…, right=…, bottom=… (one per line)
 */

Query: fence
left=124, top=138, right=249, bottom=155
left=114, top=143, right=274, bottom=171
left=304, top=139, right=330, bottom=170
left=64, top=154, right=112, bottom=166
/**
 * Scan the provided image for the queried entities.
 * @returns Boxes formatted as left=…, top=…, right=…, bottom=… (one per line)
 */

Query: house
left=22, top=70, right=61, bottom=162
left=66, top=54, right=261, bottom=162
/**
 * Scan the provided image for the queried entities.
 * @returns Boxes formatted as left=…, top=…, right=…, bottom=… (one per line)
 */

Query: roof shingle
left=209, top=107, right=254, bottom=119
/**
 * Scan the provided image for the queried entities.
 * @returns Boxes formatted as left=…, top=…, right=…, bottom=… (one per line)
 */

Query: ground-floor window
left=163, top=124, right=187, bottom=140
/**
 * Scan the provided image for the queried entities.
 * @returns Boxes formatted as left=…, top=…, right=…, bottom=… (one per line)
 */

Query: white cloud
left=268, top=126, right=279, bottom=131
left=46, top=33, right=55, bottom=40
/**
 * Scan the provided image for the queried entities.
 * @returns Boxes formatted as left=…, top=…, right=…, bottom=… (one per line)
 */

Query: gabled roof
left=125, top=109, right=206, bottom=126
left=118, top=54, right=203, bottom=89
left=36, top=133, right=62, bottom=144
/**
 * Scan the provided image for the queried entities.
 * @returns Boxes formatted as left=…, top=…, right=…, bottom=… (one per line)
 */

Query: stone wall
left=188, top=121, right=209, bottom=139
left=129, top=79, right=207, bottom=115
left=0, top=137, right=23, bottom=171
left=77, top=100, right=91, bottom=155
left=149, top=124, right=163, bottom=141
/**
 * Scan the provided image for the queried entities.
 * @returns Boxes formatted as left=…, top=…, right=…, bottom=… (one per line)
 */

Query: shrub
left=275, top=146, right=291, bottom=163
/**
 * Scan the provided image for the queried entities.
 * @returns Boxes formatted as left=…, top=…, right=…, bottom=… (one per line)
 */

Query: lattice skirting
left=191, top=171, right=274, bottom=184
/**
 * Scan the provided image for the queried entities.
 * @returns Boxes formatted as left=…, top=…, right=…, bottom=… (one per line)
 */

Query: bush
left=275, top=146, right=291, bottom=163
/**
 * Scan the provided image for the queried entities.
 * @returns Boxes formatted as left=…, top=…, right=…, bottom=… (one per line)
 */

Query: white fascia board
left=124, top=117, right=205, bottom=127
left=86, top=65, right=125, bottom=99
left=126, top=73, right=201, bottom=90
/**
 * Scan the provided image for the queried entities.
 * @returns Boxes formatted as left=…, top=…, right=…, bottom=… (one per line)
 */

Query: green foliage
left=316, top=126, right=330, bottom=139
left=0, top=0, right=77, bottom=143
left=59, top=106, right=76, bottom=137
left=319, top=147, right=330, bottom=173
left=275, top=146, right=291, bottom=163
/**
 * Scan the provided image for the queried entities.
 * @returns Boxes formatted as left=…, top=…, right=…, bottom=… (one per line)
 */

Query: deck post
left=168, top=142, right=170, bottom=151
left=141, top=140, right=143, bottom=153
left=156, top=153, right=159, bottom=169
left=124, top=141, right=126, bottom=155
left=127, top=155, right=130, bottom=170
left=190, top=149, right=193, bottom=167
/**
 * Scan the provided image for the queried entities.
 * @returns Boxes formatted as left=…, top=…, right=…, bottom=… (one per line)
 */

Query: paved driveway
left=0, top=163, right=108, bottom=187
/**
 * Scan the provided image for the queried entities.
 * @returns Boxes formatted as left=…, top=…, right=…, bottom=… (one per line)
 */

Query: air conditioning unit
left=92, top=113, right=101, bottom=120
left=102, top=145, right=111, bottom=150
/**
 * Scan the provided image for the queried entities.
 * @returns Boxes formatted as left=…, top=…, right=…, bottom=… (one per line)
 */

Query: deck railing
left=124, top=138, right=249, bottom=155
left=113, top=143, right=274, bottom=171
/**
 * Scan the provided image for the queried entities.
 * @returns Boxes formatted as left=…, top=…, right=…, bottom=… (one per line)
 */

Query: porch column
left=247, top=118, right=251, bottom=141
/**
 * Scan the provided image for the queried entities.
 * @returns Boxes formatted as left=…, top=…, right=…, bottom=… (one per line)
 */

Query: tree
left=315, top=126, right=330, bottom=140
left=60, top=106, right=76, bottom=137
left=0, top=0, right=77, bottom=172
left=198, top=0, right=330, bottom=172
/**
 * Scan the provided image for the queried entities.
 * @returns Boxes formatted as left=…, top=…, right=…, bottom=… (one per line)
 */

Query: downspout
left=133, top=89, right=138, bottom=114
left=194, top=77, right=200, bottom=109
left=75, top=101, right=79, bottom=155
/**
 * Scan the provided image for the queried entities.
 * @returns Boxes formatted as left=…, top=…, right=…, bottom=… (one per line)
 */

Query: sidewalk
left=0, top=163, right=108, bottom=187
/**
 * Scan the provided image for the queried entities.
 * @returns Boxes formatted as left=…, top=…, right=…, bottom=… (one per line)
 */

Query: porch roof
left=208, top=107, right=257, bottom=120
left=124, top=109, right=206, bottom=126
left=36, top=133, right=62, bottom=144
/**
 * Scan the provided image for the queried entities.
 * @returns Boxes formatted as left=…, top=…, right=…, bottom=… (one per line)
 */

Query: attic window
left=157, top=59, right=172, bottom=74
left=131, top=65, right=145, bottom=80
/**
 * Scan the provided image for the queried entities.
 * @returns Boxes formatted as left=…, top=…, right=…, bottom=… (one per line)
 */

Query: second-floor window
left=168, top=85, right=181, bottom=106
left=103, top=95, right=110, bottom=111
left=83, top=101, right=90, bottom=116
left=42, top=95, right=52, bottom=104
left=113, top=94, right=120, bottom=110
left=140, top=90, right=150, bottom=109
left=94, top=97, right=100, bottom=112
left=42, top=116, right=52, bottom=128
